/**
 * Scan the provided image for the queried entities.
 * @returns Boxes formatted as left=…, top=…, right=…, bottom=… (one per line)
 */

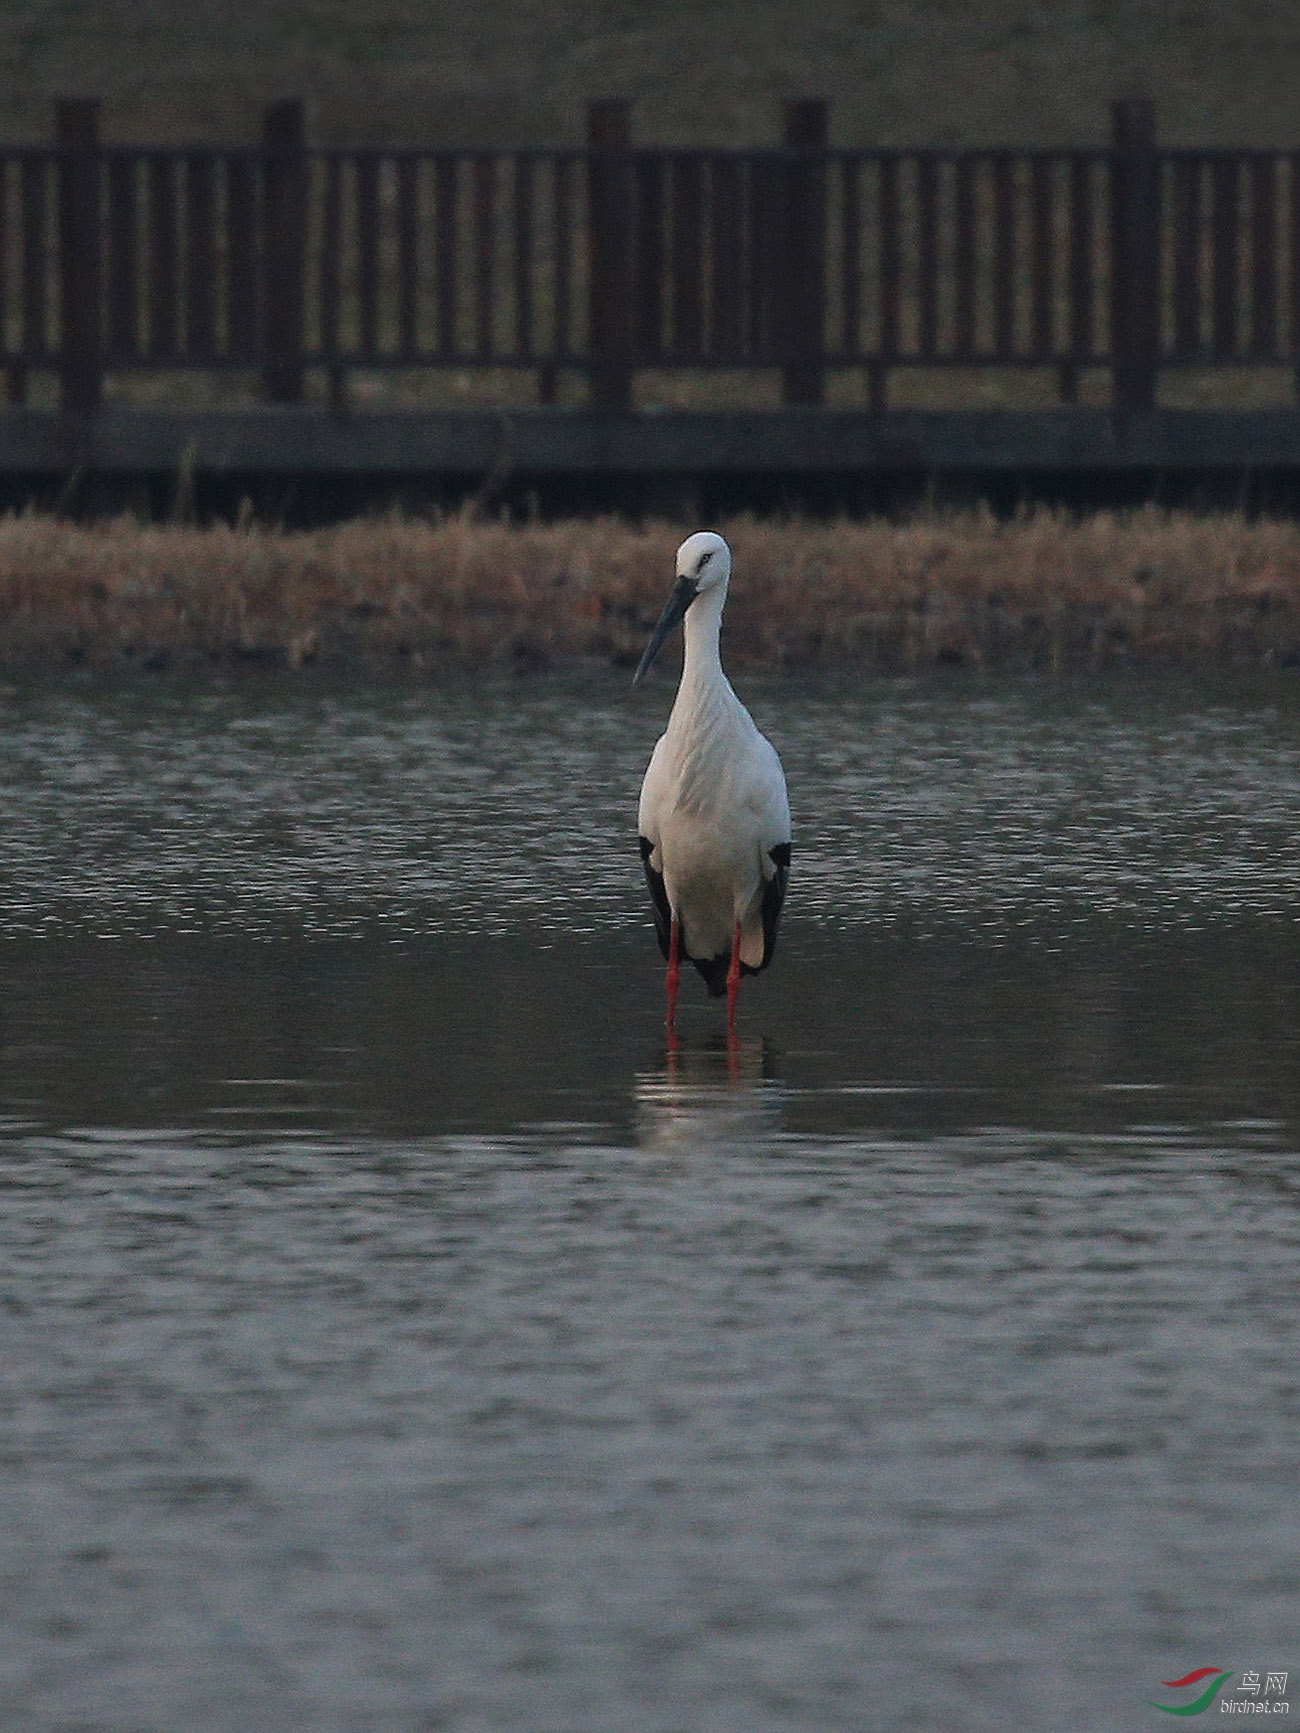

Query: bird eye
left=696, top=550, right=714, bottom=574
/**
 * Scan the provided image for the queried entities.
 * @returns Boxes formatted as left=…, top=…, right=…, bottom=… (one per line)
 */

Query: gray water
left=1, top=667, right=1299, bottom=1732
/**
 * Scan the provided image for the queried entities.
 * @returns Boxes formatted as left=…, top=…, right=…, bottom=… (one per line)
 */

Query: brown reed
left=1, top=508, right=1299, bottom=673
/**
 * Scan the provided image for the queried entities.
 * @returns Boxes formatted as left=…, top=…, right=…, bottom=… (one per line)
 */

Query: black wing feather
left=757, top=841, right=791, bottom=971
left=639, top=836, right=671, bottom=960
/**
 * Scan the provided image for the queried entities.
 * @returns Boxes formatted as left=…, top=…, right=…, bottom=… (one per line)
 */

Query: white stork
left=634, top=531, right=791, bottom=1034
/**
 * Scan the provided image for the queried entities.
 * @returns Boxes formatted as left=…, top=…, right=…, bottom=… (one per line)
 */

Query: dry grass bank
left=2, top=510, right=1300, bottom=673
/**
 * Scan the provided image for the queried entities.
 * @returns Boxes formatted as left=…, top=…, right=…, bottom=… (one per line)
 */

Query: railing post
left=262, top=99, right=307, bottom=404
left=781, top=99, right=828, bottom=406
left=57, top=98, right=102, bottom=415
left=587, top=98, right=633, bottom=412
left=1110, top=98, right=1159, bottom=413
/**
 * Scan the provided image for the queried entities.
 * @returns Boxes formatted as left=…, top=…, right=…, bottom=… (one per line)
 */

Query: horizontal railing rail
left=6, top=97, right=1300, bottom=413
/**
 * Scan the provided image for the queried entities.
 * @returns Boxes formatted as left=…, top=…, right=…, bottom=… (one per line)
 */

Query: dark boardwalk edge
left=8, top=407, right=1300, bottom=520
left=7, top=406, right=1300, bottom=476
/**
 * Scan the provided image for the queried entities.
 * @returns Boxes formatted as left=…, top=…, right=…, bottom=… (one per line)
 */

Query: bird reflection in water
left=634, top=1032, right=784, bottom=1156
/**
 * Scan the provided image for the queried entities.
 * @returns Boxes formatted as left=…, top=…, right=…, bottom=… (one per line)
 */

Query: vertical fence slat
left=1172, top=155, right=1201, bottom=356
left=107, top=155, right=137, bottom=358
left=587, top=100, right=633, bottom=409
left=711, top=152, right=743, bottom=359
left=475, top=154, right=494, bottom=358
left=1068, top=155, right=1093, bottom=360
left=523, top=155, right=551, bottom=396
left=1250, top=155, right=1277, bottom=357
left=356, top=154, right=379, bottom=357
left=671, top=154, right=703, bottom=359
left=553, top=155, right=572, bottom=359
left=435, top=154, right=457, bottom=357
left=148, top=154, right=178, bottom=358
left=1111, top=100, right=1160, bottom=409
left=1210, top=155, right=1239, bottom=357
left=1030, top=156, right=1057, bottom=358
left=261, top=99, right=306, bottom=402
left=781, top=98, right=827, bottom=403
left=0, top=163, right=8, bottom=365
left=634, top=154, right=664, bottom=359
left=746, top=158, right=772, bottom=356
left=917, top=154, right=938, bottom=357
left=953, top=156, right=975, bottom=358
left=187, top=153, right=216, bottom=359
left=879, top=155, right=899, bottom=359
left=57, top=100, right=101, bottom=410
left=319, top=154, right=342, bottom=360
left=993, top=154, right=1015, bottom=358
left=397, top=155, right=417, bottom=358
left=513, top=155, right=534, bottom=359
left=226, top=154, right=258, bottom=362
left=20, top=157, right=45, bottom=371
left=839, top=156, right=860, bottom=356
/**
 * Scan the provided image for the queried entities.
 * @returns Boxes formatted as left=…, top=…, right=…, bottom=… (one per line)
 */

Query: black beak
left=633, top=575, right=698, bottom=684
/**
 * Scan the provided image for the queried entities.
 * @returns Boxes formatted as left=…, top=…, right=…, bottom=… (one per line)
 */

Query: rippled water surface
left=1, top=668, right=1299, bottom=1731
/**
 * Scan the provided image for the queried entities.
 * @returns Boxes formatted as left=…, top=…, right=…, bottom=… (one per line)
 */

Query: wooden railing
left=7, top=97, right=1300, bottom=414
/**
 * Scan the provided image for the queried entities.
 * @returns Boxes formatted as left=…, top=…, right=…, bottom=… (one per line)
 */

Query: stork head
left=633, top=532, right=732, bottom=684
left=676, top=530, right=731, bottom=592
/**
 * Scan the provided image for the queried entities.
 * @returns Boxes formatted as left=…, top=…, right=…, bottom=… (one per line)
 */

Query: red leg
left=725, top=920, right=743, bottom=1032
left=666, top=913, right=681, bottom=1041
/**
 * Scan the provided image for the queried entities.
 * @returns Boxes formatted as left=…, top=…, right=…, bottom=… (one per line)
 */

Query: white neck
left=680, top=582, right=728, bottom=688
left=665, top=580, right=744, bottom=808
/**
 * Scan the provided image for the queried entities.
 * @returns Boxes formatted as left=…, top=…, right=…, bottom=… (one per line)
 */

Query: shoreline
left=2, top=510, right=1300, bottom=674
